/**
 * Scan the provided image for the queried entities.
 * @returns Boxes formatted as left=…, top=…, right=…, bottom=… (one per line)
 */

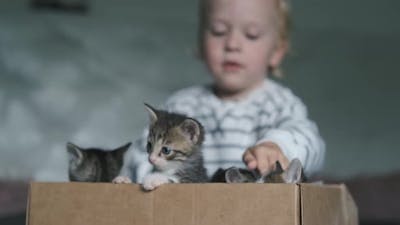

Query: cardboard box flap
left=340, top=185, right=359, bottom=225
left=300, top=183, right=358, bottom=225
left=27, top=182, right=300, bottom=225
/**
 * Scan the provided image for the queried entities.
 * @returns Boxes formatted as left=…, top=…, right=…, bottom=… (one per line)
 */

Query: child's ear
left=282, top=158, right=303, bottom=183
left=144, top=103, right=158, bottom=125
left=269, top=41, right=288, bottom=71
left=66, top=142, right=83, bottom=164
left=225, top=168, right=256, bottom=183
left=179, top=119, right=202, bottom=144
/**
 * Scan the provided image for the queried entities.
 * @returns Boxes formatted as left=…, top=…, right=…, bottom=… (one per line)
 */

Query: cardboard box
left=26, top=182, right=358, bottom=225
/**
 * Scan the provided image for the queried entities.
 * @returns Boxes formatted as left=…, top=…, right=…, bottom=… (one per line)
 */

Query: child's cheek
left=204, top=46, right=223, bottom=76
left=246, top=45, right=270, bottom=75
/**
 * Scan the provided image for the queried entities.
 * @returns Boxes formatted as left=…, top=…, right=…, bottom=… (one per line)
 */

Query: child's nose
left=225, top=31, right=241, bottom=52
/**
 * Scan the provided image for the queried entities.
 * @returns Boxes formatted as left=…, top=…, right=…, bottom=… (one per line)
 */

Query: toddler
left=124, top=0, right=325, bottom=182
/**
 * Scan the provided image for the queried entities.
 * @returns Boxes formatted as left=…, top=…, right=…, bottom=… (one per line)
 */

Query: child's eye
left=245, top=32, right=260, bottom=40
left=146, top=142, right=152, bottom=153
left=245, top=25, right=263, bottom=41
left=210, top=29, right=226, bottom=36
left=209, top=23, right=228, bottom=37
left=161, top=146, right=172, bottom=155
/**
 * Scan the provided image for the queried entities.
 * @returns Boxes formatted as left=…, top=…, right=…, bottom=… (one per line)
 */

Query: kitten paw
left=112, top=176, right=132, bottom=184
left=142, top=173, right=170, bottom=191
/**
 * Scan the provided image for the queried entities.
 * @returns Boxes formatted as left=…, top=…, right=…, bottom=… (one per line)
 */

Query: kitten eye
left=146, top=142, right=152, bottom=153
left=161, top=146, right=172, bottom=155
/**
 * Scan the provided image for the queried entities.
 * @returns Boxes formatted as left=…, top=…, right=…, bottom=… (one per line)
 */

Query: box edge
left=339, top=184, right=359, bottom=225
left=25, top=182, right=33, bottom=225
left=296, top=183, right=302, bottom=225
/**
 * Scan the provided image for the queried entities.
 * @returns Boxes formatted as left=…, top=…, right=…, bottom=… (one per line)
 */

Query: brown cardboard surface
left=194, top=184, right=299, bottom=225
left=341, top=185, right=359, bottom=225
left=300, top=183, right=359, bottom=225
left=27, top=182, right=357, bottom=225
left=28, top=182, right=153, bottom=225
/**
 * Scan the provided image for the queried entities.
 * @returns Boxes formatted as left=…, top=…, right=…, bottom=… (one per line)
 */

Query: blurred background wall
left=0, top=0, right=399, bottom=182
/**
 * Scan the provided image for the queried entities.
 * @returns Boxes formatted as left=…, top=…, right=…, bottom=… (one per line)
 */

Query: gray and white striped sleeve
left=256, top=88, right=325, bottom=176
left=163, top=87, right=203, bottom=116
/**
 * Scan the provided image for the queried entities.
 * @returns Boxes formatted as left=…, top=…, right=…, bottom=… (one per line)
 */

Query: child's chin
left=217, top=78, right=247, bottom=91
left=219, top=84, right=247, bottom=96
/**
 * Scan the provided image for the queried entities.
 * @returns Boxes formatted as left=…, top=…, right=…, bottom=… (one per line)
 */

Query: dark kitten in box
left=211, top=158, right=305, bottom=184
left=67, top=142, right=131, bottom=182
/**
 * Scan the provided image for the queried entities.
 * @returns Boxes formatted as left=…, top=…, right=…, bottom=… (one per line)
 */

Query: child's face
left=203, top=0, right=286, bottom=98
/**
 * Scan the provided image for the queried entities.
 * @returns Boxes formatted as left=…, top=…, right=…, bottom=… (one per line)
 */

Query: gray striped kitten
left=142, top=103, right=208, bottom=191
left=211, top=158, right=305, bottom=184
left=67, top=142, right=131, bottom=182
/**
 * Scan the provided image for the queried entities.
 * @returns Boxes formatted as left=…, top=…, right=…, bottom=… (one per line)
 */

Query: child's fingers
left=243, top=150, right=257, bottom=170
left=254, top=150, right=271, bottom=175
left=257, top=161, right=274, bottom=175
left=277, top=154, right=290, bottom=170
left=247, top=160, right=257, bottom=170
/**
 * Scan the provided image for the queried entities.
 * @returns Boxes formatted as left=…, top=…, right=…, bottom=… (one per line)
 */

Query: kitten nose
left=149, top=156, right=157, bottom=164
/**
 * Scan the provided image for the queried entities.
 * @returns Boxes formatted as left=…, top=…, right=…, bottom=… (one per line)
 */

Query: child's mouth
left=222, top=61, right=243, bottom=72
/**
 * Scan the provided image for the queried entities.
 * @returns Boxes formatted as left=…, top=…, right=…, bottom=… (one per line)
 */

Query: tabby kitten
left=142, top=103, right=208, bottom=191
left=67, top=142, right=131, bottom=182
left=212, top=158, right=305, bottom=184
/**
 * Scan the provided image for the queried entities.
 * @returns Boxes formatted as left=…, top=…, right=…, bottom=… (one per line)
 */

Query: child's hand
left=242, top=142, right=289, bottom=176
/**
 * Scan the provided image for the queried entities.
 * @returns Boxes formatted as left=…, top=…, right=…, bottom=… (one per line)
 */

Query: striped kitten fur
left=142, top=103, right=208, bottom=191
left=211, top=158, right=305, bottom=184
left=67, top=142, right=131, bottom=182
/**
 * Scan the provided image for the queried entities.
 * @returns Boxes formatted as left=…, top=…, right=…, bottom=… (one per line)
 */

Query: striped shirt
left=124, top=79, right=325, bottom=182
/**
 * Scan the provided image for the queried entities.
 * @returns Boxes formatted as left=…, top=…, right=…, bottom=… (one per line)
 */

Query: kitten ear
left=66, top=142, right=83, bottom=164
left=282, top=158, right=303, bottom=183
left=225, top=167, right=255, bottom=183
left=260, top=161, right=285, bottom=182
left=210, top=168, right=227, bottom=182
left=144, top=103, right=158, bottom=125
left=179, top=118, right=202, bottom=145
left=113, top=142, right=131, bottom=158
left=116, top=142, right=132, bottom=152
left=275, top=161, right=284, bottom=173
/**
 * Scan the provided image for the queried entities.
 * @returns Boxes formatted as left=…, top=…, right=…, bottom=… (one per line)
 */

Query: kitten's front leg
left=112, top=176, right=132, bottom=184
left=142, top=173, right=174, bottom=191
